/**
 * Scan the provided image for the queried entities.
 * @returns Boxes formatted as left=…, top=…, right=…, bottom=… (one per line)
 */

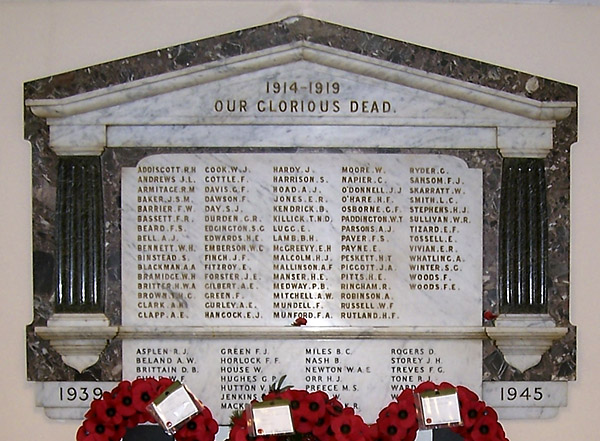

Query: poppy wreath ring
left=77, top=378, right=509, bottom=441
left=228, top=381, right=509, bottom=441
left=76, top=377, right=219, bottom=441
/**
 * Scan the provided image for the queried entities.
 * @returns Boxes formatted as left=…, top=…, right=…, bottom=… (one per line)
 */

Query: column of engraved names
left=136, top=165, right=197, bottom=320
left=339, top=165, right=402, bottom=320
left=219, top=346, right=280, bottom=411
left=390, top=345, right=446, bottom=395
left=135, top=346, right=198, bottom=382
left=408, top=166, right=468, bottom=292
left=271, top=165, right=333, bottom=321
left=304, top=344, right=371, bottom=411
left=203, top=164, right=262, bottom=321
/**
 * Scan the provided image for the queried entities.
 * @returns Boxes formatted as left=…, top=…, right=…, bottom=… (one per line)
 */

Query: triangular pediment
left=28, top=41, right=573, bottom=124
left=25, top=19, right=575, bottom=156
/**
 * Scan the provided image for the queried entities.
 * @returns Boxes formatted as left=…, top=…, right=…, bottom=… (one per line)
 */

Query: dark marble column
left=55, top=156, right=105, bottom=312
left=498, top=158, right=548, bottom=314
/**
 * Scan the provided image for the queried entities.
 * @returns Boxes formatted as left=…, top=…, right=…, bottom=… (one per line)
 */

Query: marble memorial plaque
left=24, top=16, right=577, bottom=422
left=122, top=153, right=481, bottom=327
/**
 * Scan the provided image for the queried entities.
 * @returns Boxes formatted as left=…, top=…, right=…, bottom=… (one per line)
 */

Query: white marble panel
left=50, top=60, right=555, bottom=128
left=49, top=124, right=105, bottom=155
left=106, top=125, right=498, bottom=149
left=121, top=153, right=482, bottom=328
left=497, top=126, right=554, bottom=158
left=482, top=381, right=567, bottom=408
left=122, top=338, right=482, bottom=423
left=482, top=382, right=567, bottom=419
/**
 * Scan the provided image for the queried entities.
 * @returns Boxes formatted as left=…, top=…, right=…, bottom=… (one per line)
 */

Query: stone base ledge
left=34, top=317, right=568, bottom=374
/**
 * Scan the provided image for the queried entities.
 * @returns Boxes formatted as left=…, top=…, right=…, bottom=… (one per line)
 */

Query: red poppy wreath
left=227, top=381, right=509, bottom=441
left=76, top=377, right=219, bottom=441
left=228, top=387, right=373, bottom=441
left=76, top=378, right=508, bottom=441
left=378, top=381, right=510, bottom=441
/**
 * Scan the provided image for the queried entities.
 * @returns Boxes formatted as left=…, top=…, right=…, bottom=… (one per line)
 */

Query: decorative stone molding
left=486, top=314, right=568, bottom=372
left=32, top=318, right=569, bottom=374
left=49, top=125, right=106, bottom=156
left=117, top=325, right=488, bottom=340
left=35, top=314, right=117, bottom=373
left=497, top=127, right=555, bottom=158
left=26, top=42, right=575, bottom=155
left=26, top=42, right=575, bottom=123
left=24, top=16, right=577, bottom=421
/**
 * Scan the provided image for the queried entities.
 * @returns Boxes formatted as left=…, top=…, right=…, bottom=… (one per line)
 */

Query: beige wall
left=1, top=2, right=598, bottom=440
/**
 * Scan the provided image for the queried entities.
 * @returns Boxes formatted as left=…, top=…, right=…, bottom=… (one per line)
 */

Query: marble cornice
left=26, top=42, right=575, bottom=124
left=117, top=325, right=489, bottom=340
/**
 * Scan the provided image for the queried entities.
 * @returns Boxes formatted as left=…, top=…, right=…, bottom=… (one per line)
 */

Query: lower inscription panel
left=122, top=338, right=481, bottom=422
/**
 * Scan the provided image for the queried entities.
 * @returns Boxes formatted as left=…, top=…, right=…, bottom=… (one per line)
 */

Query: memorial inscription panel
left=119, top=152, right=483, bottom=421
left=123, top=339, right=481, bottom=422
left=122, top=153, right=482, bottom=327
left=25, top=16, right=576, bottom=423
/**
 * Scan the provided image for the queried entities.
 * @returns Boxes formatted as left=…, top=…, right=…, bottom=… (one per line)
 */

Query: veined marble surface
left=25, top=17, right=576, bottom=397
left=122, top=337, right=482, bottom=423
left=122, top=152, right=482, bottom=328
left=28, top=44, right=572, bottom=158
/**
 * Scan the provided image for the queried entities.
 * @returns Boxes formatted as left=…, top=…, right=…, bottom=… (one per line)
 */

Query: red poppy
left=414, top=381, right=438, bottom=393
left=494, top=422, right=508, bottom=441
left=174, top=411, right=219, bottom=441
left=280, top=388, right=309, bottom=414
left=229, top=422, right=250, bottom=441
left=484, top=310, right=498, bottom=321
left=203, top=410, right=220, bottom=437
left=175, top=418, right=200, bottom=440
left=404, top=424, right=419, bottom=441
left=293, top=317, right=308, bottom=326
left=471, top=407, right=500, bottom=441
left=368, top=423, right=382, bottom=441
left=131, top=378, right=158, bottom=416
left=462, top=402, right=485, bottom=431
left=254, top=435, right=280, bottom=441
left=111, top=381, right=137, bottom=418
left=282, top=388, right=309, bottom=402
left=87, top=392, right=123, bottom=427
left=456, top=386, right=485, bottom=429
left=295, top=390, right=328, bottom=432
left=355, top=423, right=372, bottom=441
left=112, top=424, right=128, bottom=441
left=76, top=416, right=116, bottom=441
left=437, top=382, right=456, bottom=391
left=231, top=408, right=249, bottom=427
left=293, top=413, right=313, bottom=433
left=124, top=412, right=146, bottom=429
left=379, top=400, right=417, bottom=431
left=325, top=395, right=345, bottom=416
left=156, top=377, right=175, bottom=395
left=330, top=408, right=368, bottom=441
left=395, top=388, right=414, bottom=404
left=398, top=402, right=416, bottom=428
left=312, top=418, right=336, bottom=441
left=376, top=411, right=408, bottom=441
left=456, top=385, right=479, bottom=404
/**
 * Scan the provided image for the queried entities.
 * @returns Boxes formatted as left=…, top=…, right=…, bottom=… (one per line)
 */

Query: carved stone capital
left=486, top=314, right=568, bottom=372
left=35, top=313, right=117, bottom=373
